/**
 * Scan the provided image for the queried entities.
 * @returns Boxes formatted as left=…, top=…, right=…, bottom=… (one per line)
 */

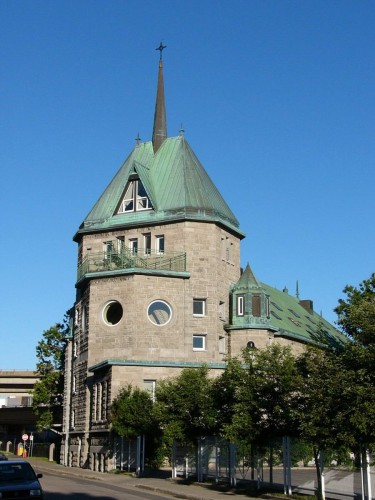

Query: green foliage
left=211, top=357, right=244, bottom=439
left=334, top=274, right=375, bottom=449
left=110, top=385, right=155, bottom=439
left=222, top=344, right=301, bottom=445
left=297, top=346, right=352, bottom=451
left=32, top=314, right=69, bottom=431
left=335, top=273, right=375, bottom=346
left=109, top=384, right=164, bottom=467
left=154, top=366, right=216, bottom=447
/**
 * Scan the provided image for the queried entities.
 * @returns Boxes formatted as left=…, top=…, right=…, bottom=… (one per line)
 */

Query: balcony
left=77, top=248, right=187, bottom=282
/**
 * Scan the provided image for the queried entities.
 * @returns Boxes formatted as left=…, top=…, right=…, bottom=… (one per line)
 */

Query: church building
left=62, top=48, right=343, bottom=470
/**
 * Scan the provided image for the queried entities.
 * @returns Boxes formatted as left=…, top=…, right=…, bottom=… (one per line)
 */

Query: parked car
left=0, top=459, right=44, bottom=498
left=0, top=452, right=7, bottom=461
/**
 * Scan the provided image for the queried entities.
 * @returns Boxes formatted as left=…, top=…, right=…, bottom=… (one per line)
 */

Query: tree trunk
left=313, top=447, right=325, bottom=500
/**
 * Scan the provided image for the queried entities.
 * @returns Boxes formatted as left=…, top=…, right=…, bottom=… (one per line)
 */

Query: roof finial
left=156, top=42, right=167, bottom=62
left=135, top=132, right=141, bottom=145
left=179, top=123, right=185, bottom=137
left=296, top=280, right=300, bottom=299
left=152, top=43, right=167, bottom=153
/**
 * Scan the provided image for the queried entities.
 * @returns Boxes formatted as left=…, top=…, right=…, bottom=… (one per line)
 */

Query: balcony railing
left=77, top=248, right=187, bottom=281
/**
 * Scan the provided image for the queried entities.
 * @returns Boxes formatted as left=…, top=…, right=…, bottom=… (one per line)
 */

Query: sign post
left=22, top=434, right=28, bottom=458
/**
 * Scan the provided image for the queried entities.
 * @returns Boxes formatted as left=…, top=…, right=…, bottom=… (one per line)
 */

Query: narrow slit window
left=237, top=295, right=244, bottom=316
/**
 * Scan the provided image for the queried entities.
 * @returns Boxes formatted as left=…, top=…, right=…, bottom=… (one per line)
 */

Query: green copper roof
left=261, top=283, right=344, bottom=347
left=236, top=263, right=261, bottom=289
left=229, top=263, right=345, bottom=347
left=75, top=136, right=243, bottom=239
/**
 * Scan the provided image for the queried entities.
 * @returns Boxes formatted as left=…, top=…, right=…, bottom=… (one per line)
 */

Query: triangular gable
left=115, top=161, right=155, bottom=215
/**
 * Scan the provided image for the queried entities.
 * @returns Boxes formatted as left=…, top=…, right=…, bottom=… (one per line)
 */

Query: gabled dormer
left=230, top=263, right=272, bottom=329
left=115, top=166, right=154, bottom=214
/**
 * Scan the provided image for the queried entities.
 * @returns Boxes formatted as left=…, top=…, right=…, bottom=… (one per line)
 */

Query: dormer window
left=117, top=179, right=152, bottom=213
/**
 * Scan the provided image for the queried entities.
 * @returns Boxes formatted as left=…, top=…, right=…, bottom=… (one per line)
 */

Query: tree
left=297, top=345, right=353, bottom=499
left=334, top=274, right=375, bottom=450
left=223, top=344, right=301, bottom=446
left=110, top=384, right=163, bottom=467
left=154, top=366, right=216, bottom=449
left=32, top=315, right=69, bottom=431
left=211, top=357, right=245, bottom=440
left=110, top=385, right=155, bottom=439
left=335, top=273, right=375, bottom=346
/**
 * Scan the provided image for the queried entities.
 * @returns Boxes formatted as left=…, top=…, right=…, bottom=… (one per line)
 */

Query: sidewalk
left=26, top=457, right=261, bottom=500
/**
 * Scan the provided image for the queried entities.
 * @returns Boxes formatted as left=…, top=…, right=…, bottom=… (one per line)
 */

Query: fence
left=172, top=437, right=374, bottom=500
left=0, top=439, right=59, bottom=462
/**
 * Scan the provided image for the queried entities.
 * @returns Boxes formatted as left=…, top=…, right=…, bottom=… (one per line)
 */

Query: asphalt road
left=41, top=471, right=174, bottom=500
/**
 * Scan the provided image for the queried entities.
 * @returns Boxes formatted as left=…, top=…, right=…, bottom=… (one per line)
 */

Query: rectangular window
left=143, top=233, right=151, bottom=255
left=117, top=236, right=125, bottom=253
left=96, top=383, right=102, bottom=421
left=156, top=235, right=165, bottom=254
left=104, top=241, right=114, bottom=258
left=193, top=299, right=206, bottom=316
left=71, top=409, right=75, bottom=429
left=252, top=295, right=261, bottom=317
left=193, top=334, right=206, bottom=351
left=237, top=295, right=244, bottom=316
left=92, top=385, right=97, bottom=422
left=129, top=238, right=138, bottom=255
left=136, top=180, right=152, bottom=211
left=144, top=380, right=156, bottom=402
left=72, top=375, right=76, bottom=394
left=101, top=381, right=107, bottom=421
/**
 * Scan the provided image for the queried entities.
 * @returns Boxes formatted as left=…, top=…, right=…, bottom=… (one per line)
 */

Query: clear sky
left=1, top=1, right=374, bottom=369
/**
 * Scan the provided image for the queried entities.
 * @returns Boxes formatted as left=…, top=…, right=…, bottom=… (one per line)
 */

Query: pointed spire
left=152, top=43, right=167, bottom=153
left=237, top=263, right=261, bottom=288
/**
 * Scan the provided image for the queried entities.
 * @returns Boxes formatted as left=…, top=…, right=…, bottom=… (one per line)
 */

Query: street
left=40, top=471, right=175, bottom=500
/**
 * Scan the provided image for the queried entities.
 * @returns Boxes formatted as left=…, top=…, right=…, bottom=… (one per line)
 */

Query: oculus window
left=148, top=300, right=172, bottom=326
left=117, top=179, right=153, bottom=213
left=103, top=301, right=123, bottom=326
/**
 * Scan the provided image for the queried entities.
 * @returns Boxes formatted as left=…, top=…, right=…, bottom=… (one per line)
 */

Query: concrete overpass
left=0, top=371, right=41, bottom=443
left=0, top=370, right=40, bottom=398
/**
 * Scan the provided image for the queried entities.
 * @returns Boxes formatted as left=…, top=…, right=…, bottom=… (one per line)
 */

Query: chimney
left=299, top=300, right=314, bottom=314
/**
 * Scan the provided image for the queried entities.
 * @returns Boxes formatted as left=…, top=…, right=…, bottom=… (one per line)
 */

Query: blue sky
left=1, top=1, right=374, bottom=369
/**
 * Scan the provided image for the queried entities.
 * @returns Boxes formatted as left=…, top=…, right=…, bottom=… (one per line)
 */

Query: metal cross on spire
left=156, top=42, right=167, bottom=61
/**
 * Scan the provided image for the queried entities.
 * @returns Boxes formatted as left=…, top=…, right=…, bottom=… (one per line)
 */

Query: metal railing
left=77, top=248, right=186, bottom=281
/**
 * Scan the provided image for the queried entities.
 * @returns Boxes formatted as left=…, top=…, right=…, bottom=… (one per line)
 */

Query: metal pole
left=359, top=446, right=366, bottom=500
left=320, top=451, right=326, bottom=500
left=365, top=448, right=372, bottom=500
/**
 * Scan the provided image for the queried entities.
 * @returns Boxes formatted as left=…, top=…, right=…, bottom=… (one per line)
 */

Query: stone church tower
left=62, top=50, right=344, bottom=470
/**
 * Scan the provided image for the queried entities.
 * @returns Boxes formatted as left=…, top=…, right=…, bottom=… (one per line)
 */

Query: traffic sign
left=22, top=434, right=28, bottom=441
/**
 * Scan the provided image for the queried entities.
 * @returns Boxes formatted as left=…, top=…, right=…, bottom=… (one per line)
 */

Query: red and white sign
left=22, top=434, right=28, bottom=441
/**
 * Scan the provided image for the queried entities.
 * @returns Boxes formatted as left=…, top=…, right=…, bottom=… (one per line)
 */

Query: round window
left=148, top=300, right=172, bottom=326
left=103, top=301, right=123, bottom=326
